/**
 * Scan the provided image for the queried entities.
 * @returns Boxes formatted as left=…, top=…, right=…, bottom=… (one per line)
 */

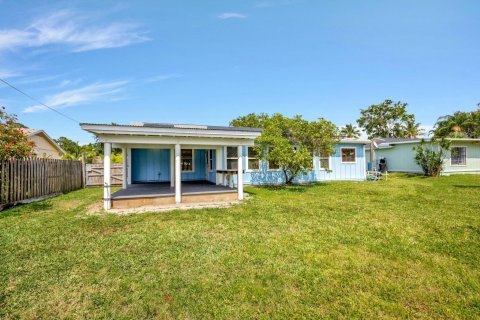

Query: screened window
left=341, top=148, right=356, bottom=163
left=247, top=147, right=260, bottom=171
left=207, top=149, right=214, bottom=171
left=451, top=147, right=466, bottom=166
left=320, top=157, right=330, bottom=170
left=267, top=147, right=280, bottom=170
left=227, top=147, right=238, bottom=170
left=181, top=149, right=194, bottom=172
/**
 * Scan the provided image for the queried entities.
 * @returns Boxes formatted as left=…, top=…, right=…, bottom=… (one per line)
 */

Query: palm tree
left=433, top=111, right=476, bottom=138
left=340, top=124, right=361, bottom=139
left=403, top=121, right=424, bottom=138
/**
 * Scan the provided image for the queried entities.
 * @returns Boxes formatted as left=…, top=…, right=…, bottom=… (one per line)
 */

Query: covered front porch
left=80, top=122, right=262, bottom=210
left=110, top=181, right=238, bottom=209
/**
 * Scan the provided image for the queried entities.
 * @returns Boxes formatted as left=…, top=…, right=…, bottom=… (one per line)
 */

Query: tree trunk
left=283, top=169, right=290, bottom=185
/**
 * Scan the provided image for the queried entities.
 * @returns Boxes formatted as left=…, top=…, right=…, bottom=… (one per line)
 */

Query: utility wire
left=0, top=78, right=80, bottom=124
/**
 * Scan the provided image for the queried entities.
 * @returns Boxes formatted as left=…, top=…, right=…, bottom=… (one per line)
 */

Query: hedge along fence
left=0, top=158, right=84, bottom=210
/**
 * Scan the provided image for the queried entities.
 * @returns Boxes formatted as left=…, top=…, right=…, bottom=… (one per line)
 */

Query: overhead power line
left=0, top=78, right=79, bottom=124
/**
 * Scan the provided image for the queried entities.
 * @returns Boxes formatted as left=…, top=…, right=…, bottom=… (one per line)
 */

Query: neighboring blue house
left=81, top=122, right=369, bottom=210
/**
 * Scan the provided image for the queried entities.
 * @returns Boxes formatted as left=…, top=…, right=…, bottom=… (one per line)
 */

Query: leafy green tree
left=231, top=113, right=339, bottom=184
left=340, top=124, right=361, bottom=138
left=230, top=113, right=269, bottom=128
left=0, top=106, right=34, bottom=160
left=357, top=99, right=420, bottom=139
left=55, top=137, right=82, bottom=160
left=55, top=137, right=123, bottom=163
left=413, top=138, right=450, bottom=177
left=433, top=105, right=480, bottom=138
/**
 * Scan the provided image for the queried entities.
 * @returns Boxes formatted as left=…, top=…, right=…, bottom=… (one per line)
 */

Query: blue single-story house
left=81, top=122, right=369, bottom=210
left=366, top=138, right=480, bottom=175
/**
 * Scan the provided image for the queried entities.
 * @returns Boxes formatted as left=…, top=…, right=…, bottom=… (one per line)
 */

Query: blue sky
left=1, top=0, right=479, bottom=143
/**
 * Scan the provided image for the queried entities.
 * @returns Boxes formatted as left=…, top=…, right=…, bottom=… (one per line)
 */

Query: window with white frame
left=451, top=146, right=467, bottom=166
left=181, top=149, right=194, bottom=172
left=341, top=148, right=356, bottom=163
left=319, top=156, right=330, bottom=170
left=207, top=149, right=214, bottom=171
left=267, top=147, right=280, bottom=170
left=226, top=147, right=238, bottom=170
left=247, top=147, right=260, bottom=171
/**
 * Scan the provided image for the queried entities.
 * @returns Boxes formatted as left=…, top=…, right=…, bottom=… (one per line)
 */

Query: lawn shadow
left=453, top=185, right=480, bottom=189
left=257, top=183, right=326, bottom=193
left=0, top=200, right=54, bottom=219
left=394, top=173, right=428, bottom=179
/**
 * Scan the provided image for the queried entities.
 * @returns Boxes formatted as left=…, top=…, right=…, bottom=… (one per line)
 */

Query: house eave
left=339, top=138, right=371, bottom=144
left=80, top=123, right=262, bottom=140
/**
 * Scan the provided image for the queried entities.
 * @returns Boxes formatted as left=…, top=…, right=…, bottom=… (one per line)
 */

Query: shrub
left=413, top=138, right=450, bottom=177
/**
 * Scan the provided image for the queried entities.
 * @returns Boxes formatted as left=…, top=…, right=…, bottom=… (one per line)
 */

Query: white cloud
left=58, top=78, right=82, bottom=87
left=0, top=69, right=21, bottom=78
left=23, top=80, right=128, bottom=113
left=144, top=74, right=182, bottom=83
left=218, top=12, right=247, bottom=19
left=16, top=73, right=67, bottom=85
left=0, top=10, right=149, bottom=53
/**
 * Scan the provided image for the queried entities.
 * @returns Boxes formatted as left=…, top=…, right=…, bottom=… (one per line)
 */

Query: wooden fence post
left=81, top=153, right=87, bottom=188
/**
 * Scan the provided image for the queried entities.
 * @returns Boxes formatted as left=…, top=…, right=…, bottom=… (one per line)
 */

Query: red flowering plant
left=0, top=106, right=35, bottom=160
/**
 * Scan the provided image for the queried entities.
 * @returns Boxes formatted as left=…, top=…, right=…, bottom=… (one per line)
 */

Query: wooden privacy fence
left=86, top=163, right=123, bottom=186
left=0, top=158, right=83, bottom=209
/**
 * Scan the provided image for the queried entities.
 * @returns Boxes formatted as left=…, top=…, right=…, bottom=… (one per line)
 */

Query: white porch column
left=104, top=142, right=112, bottom=210
left=127, top=148, right=132, bottom=185
left=122, top=147, right=127, bottom=189
left=175, top=144, right=181, bottom=203
left=170, top=146, right=175, bottom=187
left=237, top=145, right=244, bottom=200
left=215, top=147, right=222, bottom=185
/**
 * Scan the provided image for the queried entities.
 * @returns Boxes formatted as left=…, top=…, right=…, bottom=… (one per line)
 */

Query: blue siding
left=131, top=148, right=215, bottom=183
left=181, top=149, right=207, bottom=181
left=131, top=143, right=366, bottom=186
left=132, top=148, right=170, bottom=183
left=242, top=143, right=366, bottom=185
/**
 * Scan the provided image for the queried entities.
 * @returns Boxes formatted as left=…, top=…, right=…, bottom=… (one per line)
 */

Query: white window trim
left=181, top=149, right=195, bottom=172
left=319, top=156, right=331, bottom=171
left=225, top=146, right=238, bottom=170
left=267, top=161, right=281, bottom=171
left=266, top=147, right=281, bottom=171
left=246, top=146, right=260, bottom=172
left=450, top=146, right=467, bottom=167
left=207, top=149, right=214, bottom=172
left=341, top=147, right=357, bottom=164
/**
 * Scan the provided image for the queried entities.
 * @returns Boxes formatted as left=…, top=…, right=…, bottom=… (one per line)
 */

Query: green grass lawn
left=1, top=174, right=479, bottom=319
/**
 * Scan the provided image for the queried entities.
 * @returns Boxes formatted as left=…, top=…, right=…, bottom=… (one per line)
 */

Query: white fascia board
left=339, top=139, right=371, bottom=144
left=80, top=124, right=261, bottom=140
left=389, top=139, right=480, bottom=145
left=388, top=141, right=422, bottom=145
left=446, top=138, right=480, bottom=142
left=99, top=134, right=255, bottom=146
